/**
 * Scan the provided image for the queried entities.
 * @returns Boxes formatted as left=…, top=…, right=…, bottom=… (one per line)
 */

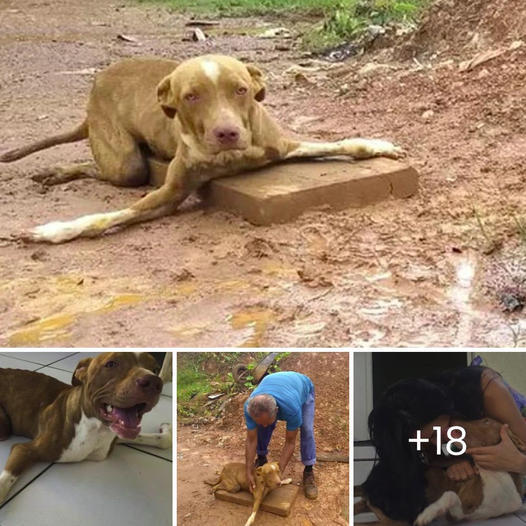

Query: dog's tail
left=0, top=119, right=89, bottom=162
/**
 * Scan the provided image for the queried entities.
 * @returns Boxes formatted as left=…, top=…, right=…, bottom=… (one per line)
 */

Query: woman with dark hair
left=361, top=365, right=526, bottom=522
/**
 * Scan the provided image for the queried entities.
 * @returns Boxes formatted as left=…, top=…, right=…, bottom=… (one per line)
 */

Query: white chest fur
left=454, top=470, right=522, bottom=521
left=58, top=412, right=116, bottom=463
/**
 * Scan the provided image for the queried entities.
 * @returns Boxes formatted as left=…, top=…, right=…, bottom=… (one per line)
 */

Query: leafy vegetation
left=138, top=0, right=428, bottom=51
left=177, top=352, right=291, bottom=418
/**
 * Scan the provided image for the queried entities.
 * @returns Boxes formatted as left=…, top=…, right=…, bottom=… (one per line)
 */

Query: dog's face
left=157, top=55, right=266, bottom=155
left=72, top=352, right=163, bottom=439
left=256, top=461, right=283, bottom=490
left=450, top=417, right=526, bottom=450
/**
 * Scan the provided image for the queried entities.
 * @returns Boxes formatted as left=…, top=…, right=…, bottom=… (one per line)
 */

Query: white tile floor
left=0, top=352, right=172, bottom=526
left=354, top=445, right=526, bottom=526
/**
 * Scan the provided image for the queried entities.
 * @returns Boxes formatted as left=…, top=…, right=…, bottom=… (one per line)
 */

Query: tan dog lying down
left=0, top=54, right=404, bottom=244
left=355, top=418, right=526, bottom=526
left=207, top=461, right=292, bottom=526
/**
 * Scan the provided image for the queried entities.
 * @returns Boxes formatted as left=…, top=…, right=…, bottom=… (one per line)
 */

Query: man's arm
left=279, top=429, right=298, bottom=474
left=245, top=428, right=258, bottom=493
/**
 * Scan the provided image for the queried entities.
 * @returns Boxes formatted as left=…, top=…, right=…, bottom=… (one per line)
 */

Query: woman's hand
left=467, top=424, right=526, bottom=473
left=446, top=460, right=479, bottom=481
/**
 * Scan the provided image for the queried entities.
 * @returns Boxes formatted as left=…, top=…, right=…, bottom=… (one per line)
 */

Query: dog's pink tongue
left=110, top=407, right=141, bottom=439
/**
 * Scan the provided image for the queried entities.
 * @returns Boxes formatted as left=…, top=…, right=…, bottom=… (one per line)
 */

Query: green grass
left=138, top=0, right=428, bottom=52
left=177, top=363, right=211, bottom=403
left=304, top=0, right=428, bottom=51
left=137, top=0, right=343, bottom=17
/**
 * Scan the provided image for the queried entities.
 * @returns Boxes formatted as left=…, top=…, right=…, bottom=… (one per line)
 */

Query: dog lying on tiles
left=354, top=418, right=526, bottom=526
left=0, top=352, right=171, bottom=504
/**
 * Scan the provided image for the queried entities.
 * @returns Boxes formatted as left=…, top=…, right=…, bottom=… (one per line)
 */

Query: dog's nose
left=136, top=374, right=162, bottom=393
left=213, top=126, right=240, bottom=145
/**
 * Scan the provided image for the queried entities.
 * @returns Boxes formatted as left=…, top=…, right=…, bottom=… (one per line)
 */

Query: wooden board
left=214, top=484, right=300, bottom=517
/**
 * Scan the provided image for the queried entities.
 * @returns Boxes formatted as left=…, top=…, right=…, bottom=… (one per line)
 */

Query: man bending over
left=244, top=371, right=317, bottom=499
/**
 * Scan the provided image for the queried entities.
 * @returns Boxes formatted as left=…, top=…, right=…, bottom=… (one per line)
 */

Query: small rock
left=338, top=83, right=350, bottom=95
left=192, top=28, right=207, bottom=42
left=259, top=27, right=291, bottom=39
left=422, top=109, right=435, bottom=121
left=358, top=63, right=392, bottom=77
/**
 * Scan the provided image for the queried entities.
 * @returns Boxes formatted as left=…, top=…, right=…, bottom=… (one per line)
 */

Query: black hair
left=361, top=366, right=486, bottom=522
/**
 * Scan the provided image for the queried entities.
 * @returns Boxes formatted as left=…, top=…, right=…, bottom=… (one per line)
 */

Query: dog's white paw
left=414, top=508, right=436, bottom=526
left=158, top=423, right=172, bottom=449
left=415, top=499, right=449, bottom=526
left=280, top=478, right=292, bottom=485
left=339, top=138, right=406, bottom=160
left=26, top=220, right=82, bottom=244
left=368, top=139, right=406, bottom=159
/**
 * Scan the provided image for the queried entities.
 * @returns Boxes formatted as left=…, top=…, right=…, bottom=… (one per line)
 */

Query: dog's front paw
left=158, top=423, right=172, bottom=449
left=414, top=509, right=434, bottom=526
left=381, top=143, right=406, bottom=159
left=280, top=478, right=292, bottom=485
left=369, top=139, right=406, bottom=159
left=24, top=221, right=79, bottom=244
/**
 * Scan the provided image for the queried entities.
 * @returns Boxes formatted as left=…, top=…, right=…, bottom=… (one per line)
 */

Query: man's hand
left=246, top=468, right=256, bottom=494
left=467, top=424, right=526, bottom=473
left=446, top=460, right=479, bottom=481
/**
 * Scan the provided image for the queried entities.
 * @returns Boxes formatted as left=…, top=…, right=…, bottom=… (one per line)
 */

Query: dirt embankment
left=405, top=0, right=526, bottom=59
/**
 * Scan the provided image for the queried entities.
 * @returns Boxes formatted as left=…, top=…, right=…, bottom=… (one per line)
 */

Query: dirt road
left=1, top=0, right=525, bottom=346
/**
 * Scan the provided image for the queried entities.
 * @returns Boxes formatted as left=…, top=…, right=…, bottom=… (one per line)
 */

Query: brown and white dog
left=207, top=461, right=292, bottom=526
left=0, top=54, right=404, bottom=244
left=355, top=418, right=526, bottom=526
left=0, top=352, right=171, bottom=504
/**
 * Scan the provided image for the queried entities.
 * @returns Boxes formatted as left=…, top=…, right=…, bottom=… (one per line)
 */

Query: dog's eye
left=236, top=86, right=248, bottom=96
left=184, top=93, right=199, bottom=103
left=105, top=360, right=118, bottom=368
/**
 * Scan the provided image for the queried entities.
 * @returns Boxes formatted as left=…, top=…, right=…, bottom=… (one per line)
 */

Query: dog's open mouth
left=100, top=402, right=148, bottom=439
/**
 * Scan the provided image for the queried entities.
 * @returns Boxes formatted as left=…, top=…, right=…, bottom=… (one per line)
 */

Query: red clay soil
left=177, top=352, right=349, bottom=525
left=404, top=0, right=526, bottom=59
left=1, top=0, right=526, bottom=346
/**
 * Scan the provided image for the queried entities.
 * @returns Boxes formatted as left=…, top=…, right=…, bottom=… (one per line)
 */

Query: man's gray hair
left=247, top=394, right=278, bottom=419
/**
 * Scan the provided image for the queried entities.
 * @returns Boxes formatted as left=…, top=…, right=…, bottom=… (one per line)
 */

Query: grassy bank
left=138, top=0, right=428, bottom=51
left=177, top=352, right=290, bottom=419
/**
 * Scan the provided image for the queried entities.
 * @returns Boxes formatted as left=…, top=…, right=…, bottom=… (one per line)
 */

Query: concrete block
left=214, top=484, right=300, bottom=517
left=204, top=157, right=419, bottom=225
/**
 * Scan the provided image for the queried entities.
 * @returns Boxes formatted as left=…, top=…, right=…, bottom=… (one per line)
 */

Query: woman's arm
left=468, top=369, right=526, bottom=473
left=481, top=369, right=526, bottom=442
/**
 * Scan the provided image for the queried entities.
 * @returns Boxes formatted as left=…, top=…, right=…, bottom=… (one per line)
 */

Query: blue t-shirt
left=244, top=372, right=313, bottom=431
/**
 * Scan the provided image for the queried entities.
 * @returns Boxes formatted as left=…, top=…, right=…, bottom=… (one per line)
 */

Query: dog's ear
left=72, top=358, right=93, bottom=386
left=245, top=64, right=266, bottom=102
left=507, top=428, right=526, bottom=452
left=157, top=75, right=177, bottom=119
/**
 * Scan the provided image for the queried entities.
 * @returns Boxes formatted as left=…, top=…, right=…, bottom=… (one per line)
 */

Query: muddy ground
left=1, top=0, right=526, bottom=347
left=177, top=352, right=349, bottom=525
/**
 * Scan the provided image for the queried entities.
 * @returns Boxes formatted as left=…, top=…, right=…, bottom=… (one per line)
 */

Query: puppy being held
left=355, top=418, right=526, bottom=526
